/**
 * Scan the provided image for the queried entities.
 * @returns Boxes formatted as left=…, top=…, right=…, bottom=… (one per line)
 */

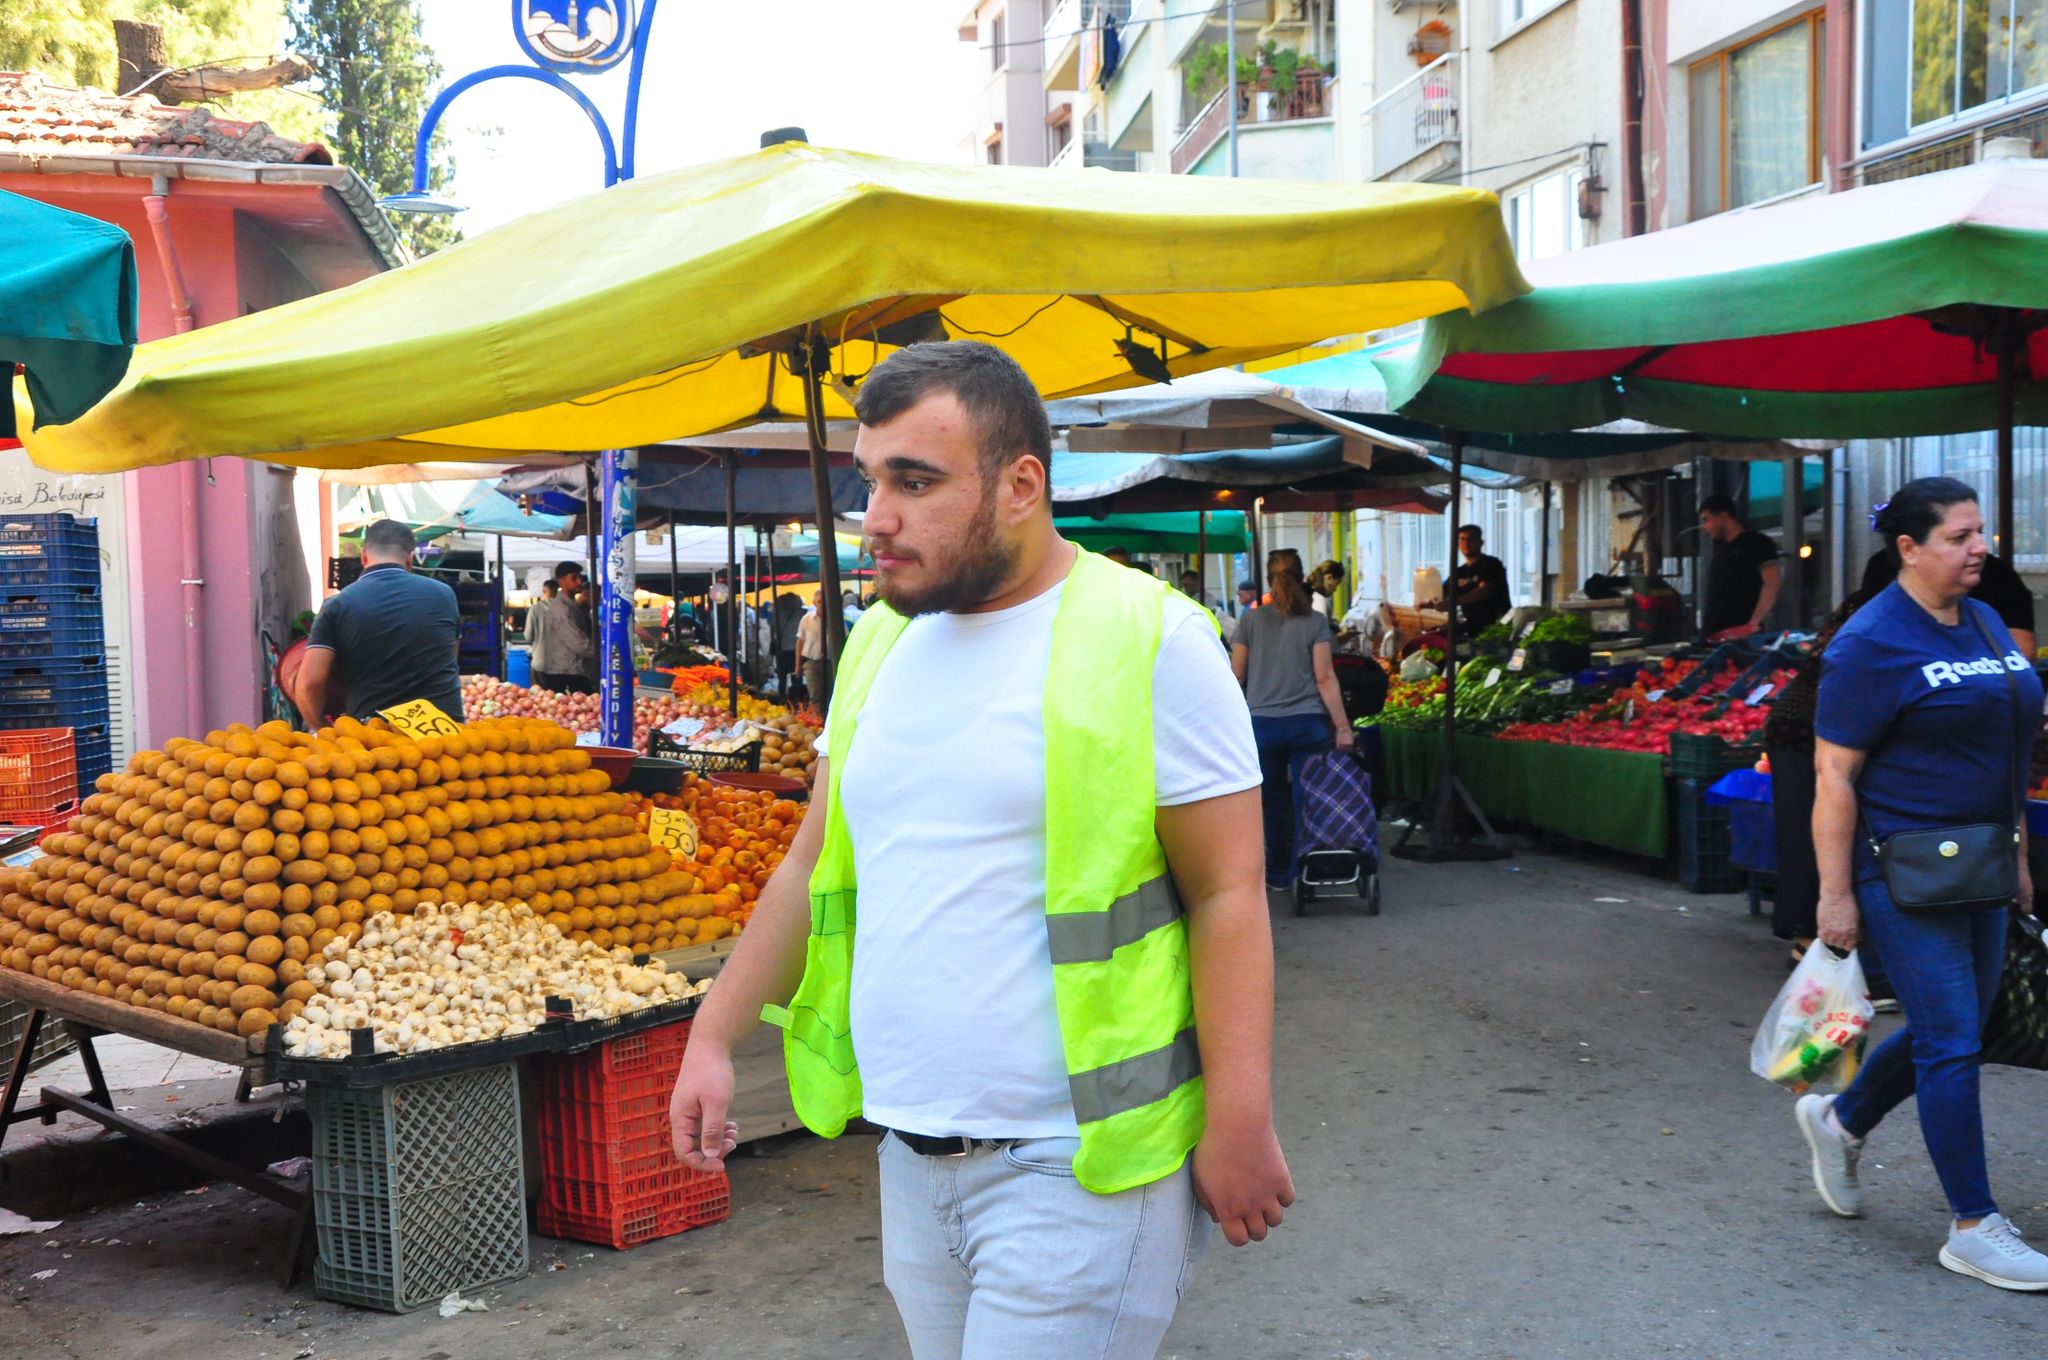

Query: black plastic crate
left=1674, top=776, right=1741, bottom=894
left=310, top=1062, right=529, bottom=1312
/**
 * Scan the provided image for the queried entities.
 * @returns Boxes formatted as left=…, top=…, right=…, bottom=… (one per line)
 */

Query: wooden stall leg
left=70, top=1026, right=113, bottom=1109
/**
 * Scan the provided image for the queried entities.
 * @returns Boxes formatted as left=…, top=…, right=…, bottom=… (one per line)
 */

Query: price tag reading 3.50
left=377, top=698, right=462, bottom=740
left=648, top=806, right=700, bottom=858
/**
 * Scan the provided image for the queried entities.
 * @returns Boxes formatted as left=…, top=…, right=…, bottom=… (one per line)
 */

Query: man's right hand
left=669, top=1039, right=740, bottom=1172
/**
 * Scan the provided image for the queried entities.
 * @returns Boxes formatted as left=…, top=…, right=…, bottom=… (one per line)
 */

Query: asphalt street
left=5, top=848, right=2045, bottom=1359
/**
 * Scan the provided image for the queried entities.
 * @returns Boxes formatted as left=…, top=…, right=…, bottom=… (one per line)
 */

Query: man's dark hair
left=553, top=560, right=585, bottom=583
left=362, top=519, right=416, bottom=560
left=854, top=341, right=1054, bottom=484
left=1698, top=494, right=1741, bottom=520
left=540, top=579, right=558, bottom=596
left=1457, top=523, right=1483, bottom=540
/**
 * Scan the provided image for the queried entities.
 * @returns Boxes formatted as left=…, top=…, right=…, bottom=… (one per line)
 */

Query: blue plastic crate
left=0, top=514, right=98, bottom=555
left=1674, top=776, right=1742, bottom=894
left=0, top=594, right=104, bottom=656
left=0, top=630, right=103, bottom=664
left=0, top=690, right=110, bottom=730
left=0, top=536, right=100, bottom=592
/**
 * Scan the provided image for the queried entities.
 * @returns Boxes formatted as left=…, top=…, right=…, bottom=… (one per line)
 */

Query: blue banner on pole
left=599, top=447, right=638, bottom=748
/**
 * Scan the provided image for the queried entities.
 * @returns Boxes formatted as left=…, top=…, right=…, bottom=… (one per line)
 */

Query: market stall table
left=1378, top=729, right=1670, bottom=860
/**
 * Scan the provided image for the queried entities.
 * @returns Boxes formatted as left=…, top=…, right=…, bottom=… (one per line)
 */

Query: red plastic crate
left=535, top=1020, right=732, bottom=1249
left=0, top=727, right=77, bottom=824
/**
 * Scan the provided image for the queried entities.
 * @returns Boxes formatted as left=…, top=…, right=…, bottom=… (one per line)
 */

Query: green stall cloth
left=1379, top=729, right=1670, bottom=859
left=1053, top=511, right=1249, bottom=554
left=1, top=188, right=138, bottom=428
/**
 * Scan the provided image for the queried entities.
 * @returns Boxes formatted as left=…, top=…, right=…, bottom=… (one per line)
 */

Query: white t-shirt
left=818, top=576, right=1259, bottom=1139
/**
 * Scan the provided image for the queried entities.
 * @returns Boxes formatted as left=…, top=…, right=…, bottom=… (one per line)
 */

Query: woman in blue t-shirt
left=1797, top=478, right=2046, bottom=1291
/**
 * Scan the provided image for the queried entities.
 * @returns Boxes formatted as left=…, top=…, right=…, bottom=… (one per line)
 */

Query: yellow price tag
left=648, top=806, right=699, bottom=858
left=377, top=698, right=462, bottom=741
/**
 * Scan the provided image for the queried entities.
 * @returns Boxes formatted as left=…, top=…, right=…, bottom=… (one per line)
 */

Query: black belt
left=882, top=1128, right=1009, bottom=1157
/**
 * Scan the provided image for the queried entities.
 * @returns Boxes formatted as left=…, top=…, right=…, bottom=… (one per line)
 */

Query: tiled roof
left=0, top=70, right=333, bottom=165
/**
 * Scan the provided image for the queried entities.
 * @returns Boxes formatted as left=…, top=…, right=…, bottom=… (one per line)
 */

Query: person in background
left=776, top=590, right=806, bottom=692
left=1178, top=569, right=1225, bottom=643
left=1308, top=560, right=1346, bottom=620
left=1800, top=477, right=2046, bottom=1291
left=1699, top=494, right=1784, bottom=641
left=1759, top=587, right=1898, bottom=1009
left=797, top=588, right=829, bottom=709
left=524, top=578, right=556, bottom=651
left=1236, top=579, right=1259, bottom=615
left=841, top=589, right=864, bottom=627
left=1862, top=545, right=2036, bottom=658
left=533, top=562, right=596, bottom=694
left=294, top=519, right=462, bottom=727
left=1447, top=525, right=1511, bottom=635
left=1103, top=546, right=1133, bottom=566
left=1232, top=559, right=1352, bottom=892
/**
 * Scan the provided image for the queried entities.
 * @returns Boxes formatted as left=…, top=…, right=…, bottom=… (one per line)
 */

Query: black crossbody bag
left=1861, top=610, right=2033, bottom=916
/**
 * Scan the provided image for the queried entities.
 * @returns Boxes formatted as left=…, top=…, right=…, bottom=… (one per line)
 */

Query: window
left=988, top=132, right=1004, bottom=164
left=991, top=11, right=1007, bottom=73
left=1864, top=0, right=2048, bottom=146
left=1499, top=0, right=1570, bottom=36
left=1689, top=12, right=1824, bottom=219
left=1502, top=166, right=1584, bottom=263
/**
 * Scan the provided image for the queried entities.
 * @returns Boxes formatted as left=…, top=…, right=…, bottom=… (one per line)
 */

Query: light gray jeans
left=877, top=1132, right=1211, bottom=1360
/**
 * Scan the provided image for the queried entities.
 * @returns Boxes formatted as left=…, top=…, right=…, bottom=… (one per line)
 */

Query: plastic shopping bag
left=1750, top=945, right=1875, bottom=1092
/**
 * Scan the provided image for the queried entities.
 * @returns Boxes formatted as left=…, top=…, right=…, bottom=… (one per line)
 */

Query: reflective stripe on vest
left=766, top=547, right=1204, bottom=1194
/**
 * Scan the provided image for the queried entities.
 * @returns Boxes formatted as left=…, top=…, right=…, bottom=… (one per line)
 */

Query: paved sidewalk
left=4, top=849, right=2045, bottom=1358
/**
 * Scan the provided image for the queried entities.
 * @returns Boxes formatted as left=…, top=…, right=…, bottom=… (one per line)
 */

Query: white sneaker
left=1940, top=1214, right=2048, bottom=1291
left=1794, top=1093, right=1863, bottom=1218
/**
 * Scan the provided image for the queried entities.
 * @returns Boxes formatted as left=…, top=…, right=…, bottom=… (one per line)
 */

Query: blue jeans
left=1250, top=713, right=1331, bottom=886
left=878, top=1134, right=1209, bottom=1359
left=1831, top=867, right=2009, bottom=1220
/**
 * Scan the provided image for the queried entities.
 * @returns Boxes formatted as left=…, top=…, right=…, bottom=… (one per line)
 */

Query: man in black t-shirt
left=294, top=519, right=463, bottom=727
left=1860, top=546, right=2037, bottom=655
left=1450, top=524, right=1511, bottom=633
left=1699, top=495, right=1783, bottom=640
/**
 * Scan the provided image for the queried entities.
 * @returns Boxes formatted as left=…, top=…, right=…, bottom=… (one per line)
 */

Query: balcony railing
left=1049, top=132, right=1082, bottom=169
left=1170, top=69, right=1331, bottom=174
left=1360, top=52, right=1460, bottom=181
left=1043, top=0, right=1084, bottom=88
left=1857, top=100, right=2048, bottom=186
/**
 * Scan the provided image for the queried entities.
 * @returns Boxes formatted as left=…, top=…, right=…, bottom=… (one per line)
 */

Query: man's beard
left=872, top=492, right=1020, bottom=618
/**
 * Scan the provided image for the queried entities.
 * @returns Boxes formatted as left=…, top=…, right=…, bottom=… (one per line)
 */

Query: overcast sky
left=415, top=1, right=985, bottom=234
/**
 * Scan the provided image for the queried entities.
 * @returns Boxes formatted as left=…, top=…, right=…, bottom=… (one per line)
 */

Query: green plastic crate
left=310, top=1062, right=529, bottom=1312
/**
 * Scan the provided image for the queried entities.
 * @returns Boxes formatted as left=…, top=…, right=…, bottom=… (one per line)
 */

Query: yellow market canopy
left=21, top=142, right=1525, bottom=473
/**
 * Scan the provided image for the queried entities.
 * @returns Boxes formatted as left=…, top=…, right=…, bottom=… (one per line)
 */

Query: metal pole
left=800, top=334, right=848, bottom=692
left=1998, top=326, right=2018, bottom=562
left=1780, top=454, right=1803, bottom=629
left=582, top=457, right=600, bottom=689
left=724, top=452, right=739, bottom=718
left=1434, top=435, right=1466, bottom=857
left=495, top=533, right=507, bottom=680
left=1248, top=497, right=1263, bottom=586
left=1225, top=0, right=1240, bottom=178
left=668, top=509, right=680, bottom=622
left=767, top=530, right=783, bottom=691
left=597, top=447, right=638, bottom=748
left=1539, top=481, right=1553, bottom=608
left=1197, top=512, right=1208, bottom=601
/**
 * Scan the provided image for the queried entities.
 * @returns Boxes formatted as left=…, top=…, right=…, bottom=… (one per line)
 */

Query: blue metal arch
left=408, top=65, right=621, bottom=194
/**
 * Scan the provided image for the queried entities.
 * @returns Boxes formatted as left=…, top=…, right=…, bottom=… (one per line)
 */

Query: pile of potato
left=757, top=716, right=819, bottom=784
left=0, top=715, right=704, bottom=1039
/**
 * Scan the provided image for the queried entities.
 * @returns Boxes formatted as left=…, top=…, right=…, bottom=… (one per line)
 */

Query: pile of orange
left=625, top=776, right=805, bottom=943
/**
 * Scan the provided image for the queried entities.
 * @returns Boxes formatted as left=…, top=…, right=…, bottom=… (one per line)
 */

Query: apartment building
left=959, top=3, right=2048, bottom=613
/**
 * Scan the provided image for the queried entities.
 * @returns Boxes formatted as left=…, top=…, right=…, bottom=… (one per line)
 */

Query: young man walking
left=671, top=342, right=1290, bottom=1358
